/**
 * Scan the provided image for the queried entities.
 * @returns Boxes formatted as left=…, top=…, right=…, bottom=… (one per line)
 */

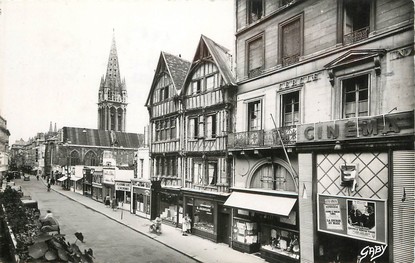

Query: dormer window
left=248, top=0, right=263, bottom=24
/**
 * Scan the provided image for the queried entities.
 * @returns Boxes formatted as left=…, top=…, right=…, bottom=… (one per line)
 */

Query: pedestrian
left=182, top=214, right=191, bottom=236
left=105, top=195, right=110, bottom=207
left=111, top=197, right=117, bottom=211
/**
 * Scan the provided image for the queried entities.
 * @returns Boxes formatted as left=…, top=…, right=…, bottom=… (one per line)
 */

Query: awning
left=224, top=192, right=297, bottom=217
left=70, top=177, right=83, bottom=182
left=57, top=176, right=68, bottom=182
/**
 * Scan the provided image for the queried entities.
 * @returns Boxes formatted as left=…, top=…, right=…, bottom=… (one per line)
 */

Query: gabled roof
left=145, top=52, right=191, bottom=107
left=62, top=127, right=144, bottom=149
left=181, top=35, right=235, bottom=96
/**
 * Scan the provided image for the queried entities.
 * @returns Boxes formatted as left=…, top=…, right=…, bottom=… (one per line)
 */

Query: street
left=17, top=176, right=196, bottom=263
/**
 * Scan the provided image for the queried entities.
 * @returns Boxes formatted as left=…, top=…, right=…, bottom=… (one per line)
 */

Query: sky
left=0, top=0, right=234, bottom=144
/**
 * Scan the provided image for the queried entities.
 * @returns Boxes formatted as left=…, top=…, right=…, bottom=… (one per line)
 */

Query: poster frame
left=317, top=194, right=387, bottom=245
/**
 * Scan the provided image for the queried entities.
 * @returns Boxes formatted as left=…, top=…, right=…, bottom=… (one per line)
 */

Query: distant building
left=0, top=115, right=10, bottom=176
left=98, top=34, right=128, bottom=132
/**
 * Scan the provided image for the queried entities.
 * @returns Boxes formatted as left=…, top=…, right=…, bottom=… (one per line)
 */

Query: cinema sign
left=297, top=111, right=414, bottom=143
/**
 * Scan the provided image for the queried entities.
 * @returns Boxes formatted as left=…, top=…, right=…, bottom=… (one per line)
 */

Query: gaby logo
left=359, top=245, right=387, bottom=262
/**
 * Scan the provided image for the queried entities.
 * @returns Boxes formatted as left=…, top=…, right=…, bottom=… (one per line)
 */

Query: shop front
left=131, top=179, right=151, bottom=218
left=115, top=181, right=131, bottom=210
left=91, top=168, right=103, bottom=202
left=102, top=167, right=116, bottom=199
left=182, top=191, right=230, bottom=243
left=225, top=190, right=299, bottom=263
left=296, top=110, right=414, bottom=263
left=157, top=188, right=181, bottom=227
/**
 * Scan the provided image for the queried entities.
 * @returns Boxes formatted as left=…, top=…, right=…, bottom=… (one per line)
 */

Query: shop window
left=279, top=14, right=303, bottom=67
left=206, top=114, right=217, bottom=139
left=194, top=200, right=214, bottom=234
left=342, top=74, right=369, bottom=118
left=250, top=163, right=296, bottom=192
left=160, top=194, right=178, bottom=224
left=341, top=0, right=372, bottom=45
left=233, top=219, right=258, bottom=244
left=248, top=0, right=263, bottom=24
left=260, top=226, right=300, bottom=259
left=282, top=91, right=300, bottom=126
left=248, top=100, right=262, bottom=131
left=247, top=35, right=264, bottom=78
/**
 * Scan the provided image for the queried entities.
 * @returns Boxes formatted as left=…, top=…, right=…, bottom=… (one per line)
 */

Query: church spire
left=97, top=31, right=128, bottom=132
left=104, top=31, right=122, bottom=90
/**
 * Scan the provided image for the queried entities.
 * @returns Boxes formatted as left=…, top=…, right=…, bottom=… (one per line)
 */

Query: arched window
left=70, top=151, right=80, bottom=166
left=117, top=108, right=123, bottom=131
left=84, top=151, right=98, bottom=166
left=110, top=107, right=116, bottom=130
left=250, top=162, right=296, bottom=192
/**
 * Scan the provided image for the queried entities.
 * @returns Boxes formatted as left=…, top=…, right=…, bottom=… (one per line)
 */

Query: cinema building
left=229, top=0, right=414, bottom=262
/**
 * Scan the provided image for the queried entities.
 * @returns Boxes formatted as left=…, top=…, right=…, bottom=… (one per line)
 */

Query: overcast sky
left=0, top=0, right=234, bottom=144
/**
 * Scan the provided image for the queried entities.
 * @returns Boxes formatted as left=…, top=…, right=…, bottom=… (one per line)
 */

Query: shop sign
left=102, top=169, right=115, bottom=185
left=132, top=181, right=150, bottom=188
left=360, top=244, right=387, bottom=262
left=297, top=111, right=414, bottom=142
left=317, top=194, right=387, bottom=244
left=197, top=203, right=212, bottom=212
left=115, top=182, right=131, bottom=191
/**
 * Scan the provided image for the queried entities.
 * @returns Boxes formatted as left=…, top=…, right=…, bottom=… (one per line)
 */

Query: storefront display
left=194, top=199, right=214, bottom=234
left=92, top=183, right=103, bottom=201
left=232, top=217, right=259, bottom=253
left=260, top=225, right=300, bottom=261
left=159, top=192, right=180, bottom=225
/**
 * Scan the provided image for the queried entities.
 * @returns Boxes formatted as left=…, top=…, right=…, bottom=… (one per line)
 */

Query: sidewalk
left=48, top=182, right=266, bottom=263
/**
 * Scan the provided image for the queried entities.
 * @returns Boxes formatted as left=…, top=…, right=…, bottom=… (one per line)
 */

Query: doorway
left=218, top=208, right=230, bottom=245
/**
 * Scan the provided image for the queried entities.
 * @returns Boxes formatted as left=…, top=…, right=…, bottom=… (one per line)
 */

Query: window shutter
left=249, top=37, right=263, bottom=73
left=392, top=150, right=415, bottom=263
left=282, top=18, right=301, bottom=66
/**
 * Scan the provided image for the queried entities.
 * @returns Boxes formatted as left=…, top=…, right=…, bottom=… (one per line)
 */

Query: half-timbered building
left=181, top=35, right=236, bottom=243
left=145, top=52, right=191, bottom=226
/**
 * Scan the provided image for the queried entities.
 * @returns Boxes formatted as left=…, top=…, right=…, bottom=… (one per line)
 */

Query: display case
left=260, top=225, right=299, bottom=263
left=232, top=218, right=260, bottom=253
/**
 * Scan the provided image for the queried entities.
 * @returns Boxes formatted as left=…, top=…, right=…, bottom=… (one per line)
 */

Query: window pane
left=248, top=101, right=261, bottom=131
left=206, top=75, right=215, bottom=90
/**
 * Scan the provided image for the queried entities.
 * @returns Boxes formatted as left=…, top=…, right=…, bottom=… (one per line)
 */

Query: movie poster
left=324, top=199, right=343, bottom=230
left=347, top=200, right=376, bottom=240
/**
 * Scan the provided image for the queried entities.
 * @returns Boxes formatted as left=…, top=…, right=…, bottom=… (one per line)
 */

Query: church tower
left=98, top=33, right=127, bottom=132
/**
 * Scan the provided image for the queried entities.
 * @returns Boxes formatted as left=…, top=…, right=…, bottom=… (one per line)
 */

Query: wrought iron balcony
left=228, top=125, right=297, bottom=149
left=343, top=27, right=369, bottom=45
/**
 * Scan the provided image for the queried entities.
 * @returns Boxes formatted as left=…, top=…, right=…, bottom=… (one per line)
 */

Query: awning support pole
left=270, top=114, right=297, bottom=178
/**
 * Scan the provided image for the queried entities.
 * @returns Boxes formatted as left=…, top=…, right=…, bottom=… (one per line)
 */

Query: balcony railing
left=228, top=126, right=297, bottom=149
left=343, top=27, right=369, bottom=45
